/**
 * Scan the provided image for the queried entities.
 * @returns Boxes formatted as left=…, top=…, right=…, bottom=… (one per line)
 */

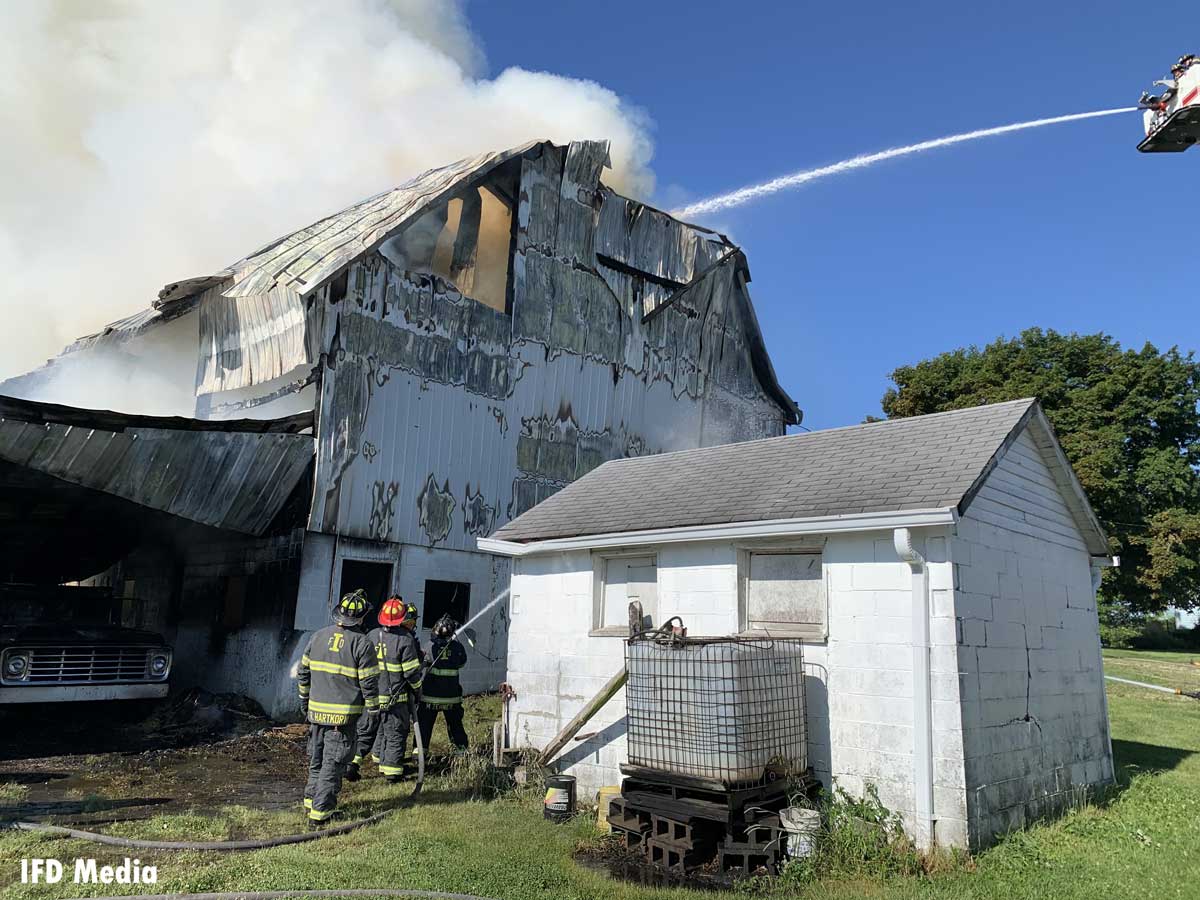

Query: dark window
left=422, top=580, right=470, bottom=628
left=339, top=560, right=393, bottom=627
left=328, top=269, right=349, bottom=304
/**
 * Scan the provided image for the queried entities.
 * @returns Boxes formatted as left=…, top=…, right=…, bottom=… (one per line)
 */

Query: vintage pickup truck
left=0, top=583, right=172, bottom=705
left=0, top=624, right=172, bottom=704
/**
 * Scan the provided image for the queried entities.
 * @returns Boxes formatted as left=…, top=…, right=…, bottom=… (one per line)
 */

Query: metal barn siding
left=0, top=417, right=314, bottom=534
left=308, top=140, right=794, bottom=551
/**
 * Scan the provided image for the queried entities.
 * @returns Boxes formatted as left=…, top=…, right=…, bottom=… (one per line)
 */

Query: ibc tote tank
left=624, top=634, right=808, bottom=788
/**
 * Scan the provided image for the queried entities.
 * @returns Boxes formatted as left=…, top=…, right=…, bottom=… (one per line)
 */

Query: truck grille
left=23, top=646, right=155, bottom=684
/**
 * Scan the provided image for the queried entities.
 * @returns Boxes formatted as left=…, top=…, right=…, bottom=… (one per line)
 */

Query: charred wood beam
left=595, top=253, right=688, bottom=293
left=640, top=246, right=743, bottom=325
left=450, top=188, right=483, bottom=279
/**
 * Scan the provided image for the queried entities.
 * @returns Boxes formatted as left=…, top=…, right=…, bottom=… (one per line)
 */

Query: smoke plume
left=0, top=0, right=655, bottom=384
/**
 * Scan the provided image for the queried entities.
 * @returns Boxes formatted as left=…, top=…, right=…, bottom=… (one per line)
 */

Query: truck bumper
left=0, top=683, right=169, bottom=704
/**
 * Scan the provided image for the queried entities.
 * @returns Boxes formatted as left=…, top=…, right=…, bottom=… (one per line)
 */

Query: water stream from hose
left=453, top=587, right=511, bottom=636
left=673, top=107, right=1137, bottom=218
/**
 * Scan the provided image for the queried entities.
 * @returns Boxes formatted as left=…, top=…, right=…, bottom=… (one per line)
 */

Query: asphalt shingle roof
left=492, top=398, right=1040, bottom=543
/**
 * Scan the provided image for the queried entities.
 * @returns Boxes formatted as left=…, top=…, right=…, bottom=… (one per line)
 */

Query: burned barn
left=0, top=139, right=799, bottom=717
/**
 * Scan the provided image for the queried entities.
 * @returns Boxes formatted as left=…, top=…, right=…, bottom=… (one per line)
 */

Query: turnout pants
left=418, top=701, right=468, bottom=751
left=304, top=721, right=357, bottom=821
left=353, top=711, right=380, bottom=767
left=374, top=702, right=414, bottom=776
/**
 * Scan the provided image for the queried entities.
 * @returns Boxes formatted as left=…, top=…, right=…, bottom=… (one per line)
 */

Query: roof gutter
left=478, top=507, right=958, bottom=557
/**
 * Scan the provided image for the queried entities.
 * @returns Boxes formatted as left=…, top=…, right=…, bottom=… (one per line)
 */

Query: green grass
left=3, top=656, right=1199, bottom=899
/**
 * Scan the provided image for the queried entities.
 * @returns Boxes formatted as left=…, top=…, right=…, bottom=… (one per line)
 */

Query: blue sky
left=470, top=1, right=1198, bottom=430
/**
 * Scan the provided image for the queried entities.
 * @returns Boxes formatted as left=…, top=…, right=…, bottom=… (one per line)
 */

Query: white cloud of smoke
left=0, top=0, right=654, bottom=386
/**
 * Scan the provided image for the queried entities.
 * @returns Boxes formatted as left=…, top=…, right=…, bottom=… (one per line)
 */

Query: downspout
left=1091, top=558, right=1118, bottom=782
left=894, top=527, right=934, bottom=847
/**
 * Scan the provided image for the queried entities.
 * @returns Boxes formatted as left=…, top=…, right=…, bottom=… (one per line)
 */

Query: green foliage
left=880, top=328, right=1200, bottom=613
left=439, top=749, right=513, bottom=799
left=776, top=782, right=929, bottom=889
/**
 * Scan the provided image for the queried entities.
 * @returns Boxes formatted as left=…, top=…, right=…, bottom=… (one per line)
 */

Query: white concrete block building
left=482, top=399, right=1116, bottom=849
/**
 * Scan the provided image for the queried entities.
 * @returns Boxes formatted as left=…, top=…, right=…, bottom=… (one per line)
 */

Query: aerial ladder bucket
left=1139, top=61, right=1200, bottom=152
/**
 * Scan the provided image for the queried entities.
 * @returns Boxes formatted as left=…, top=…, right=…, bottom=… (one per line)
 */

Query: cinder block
left=984, top=620, right=1028, bottom=649
left=934, top=728, right=965, bottom=759
left=829, top=641, right=910, bottom=671
left=959, top=564, right=1000, bottom=597
left=978, top=697, right=1028, bottom=727
left=925, top=535, right=949, bottom=564
left=978, top=670, right=1030, bottom=701
left=837, top=667, right=914, bottom=698
left=934, top=784, right=968, bottom=819
left=851, top=562, right=911, bottom=591
left=832, top=720, right=913, bottom=752
left=931, top=588, right=955, bottom=617
left=930, top=645, right=960, bottom=675
left=828, top=692, right=916, bottom=727
left=840, top=592, right=878, bottom=617
left=957, top=592, right=994, bottom=621
left=854, top=614, right=910, bottom=645
left=961, top=618, right=987, bottom=647
left=934, top=756, right=967, bottom=790
left=977, top=646, right=1026, bottom=673
left=872, top=589, right=912, bottom=613
left=933, top=699, right=966, bottom=731
left=999, top=573, right=1024, bottom=603
left=930, top=616, right=959, bottom=647
left=929, top=562, right=955, bottom=592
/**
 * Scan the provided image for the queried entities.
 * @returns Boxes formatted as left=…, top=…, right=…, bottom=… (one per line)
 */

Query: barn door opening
left=339, top=559, right=394, bottom=627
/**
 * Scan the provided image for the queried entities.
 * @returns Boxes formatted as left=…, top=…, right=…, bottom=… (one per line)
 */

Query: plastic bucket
left=781, top=806, right=821, bottom=859
left=596, top=785, right=621, bottom=831
left=543, top=774, right=577, bottom=823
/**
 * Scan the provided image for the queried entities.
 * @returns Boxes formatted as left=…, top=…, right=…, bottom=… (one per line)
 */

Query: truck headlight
left=4, top=652, right=29, bottom=680
left=149, top=652, right=171, bottom=678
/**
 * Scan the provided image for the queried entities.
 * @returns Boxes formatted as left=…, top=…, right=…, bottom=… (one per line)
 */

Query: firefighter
left=297, top=589, right=380, bottom=827
left=347, top=597, right=423, bottom=783
left=417, top=614, right=469, bottom=751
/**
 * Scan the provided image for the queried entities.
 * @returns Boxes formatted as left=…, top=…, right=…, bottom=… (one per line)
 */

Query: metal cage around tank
left=623, top=633, right=808, bottom=789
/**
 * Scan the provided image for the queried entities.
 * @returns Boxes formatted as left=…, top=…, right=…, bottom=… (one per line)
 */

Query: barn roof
left=157, top=141, right=545, bottom=306
left=489, top=398, right=1110, bottom=555
left=0, top=395, right=314, bottom=536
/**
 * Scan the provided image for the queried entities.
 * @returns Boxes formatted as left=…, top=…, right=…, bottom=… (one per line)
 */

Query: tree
left=880, top=328, right=1200, bottom=613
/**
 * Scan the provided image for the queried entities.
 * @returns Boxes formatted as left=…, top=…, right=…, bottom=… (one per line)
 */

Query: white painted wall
left=505, top=529, right=966, bottom=845
left=952, top=428, right=1113, bottom=846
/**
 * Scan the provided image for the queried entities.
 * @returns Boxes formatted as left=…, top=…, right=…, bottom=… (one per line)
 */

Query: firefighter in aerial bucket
left=297, top=589, right=380, bottom=827
left=418, top=614, right=470, bottom=752
left=1138, top=52, right=1200, bottom=152
left=346, top=597, right=424, bottom=783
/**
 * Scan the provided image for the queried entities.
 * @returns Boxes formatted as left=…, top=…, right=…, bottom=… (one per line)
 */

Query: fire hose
left=9, top=694, right=426, bottom=851
left=66, top=892, right=496, bottom=900
left=1104, top=674, right=1200, bottom=699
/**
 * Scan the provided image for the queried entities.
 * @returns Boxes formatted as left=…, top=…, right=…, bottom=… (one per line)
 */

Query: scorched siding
left=309, top=141, right=792, bottom=550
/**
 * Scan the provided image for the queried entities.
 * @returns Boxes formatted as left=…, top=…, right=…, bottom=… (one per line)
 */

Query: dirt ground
left=0, top=693, right=309, bottom=826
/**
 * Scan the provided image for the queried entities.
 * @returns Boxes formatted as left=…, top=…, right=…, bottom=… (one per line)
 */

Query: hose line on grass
left=63, top=892, right=496, bottom=900
left=10, top=694, right=427, bottom=852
